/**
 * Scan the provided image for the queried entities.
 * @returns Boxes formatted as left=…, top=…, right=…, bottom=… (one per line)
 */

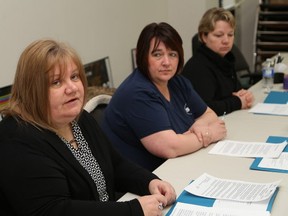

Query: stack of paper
left=249, top=91, right=288, bottom=116
left=208, top=137, right=288, bottom=173
left=251, top=136, right=288, bottom=173
left=209, top=140, right=287, bottom=158
left=166, top=173, right=280, bottom=216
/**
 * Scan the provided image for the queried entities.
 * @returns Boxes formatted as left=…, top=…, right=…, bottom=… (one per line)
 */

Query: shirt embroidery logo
left=184, top=103, right=192, bottom=115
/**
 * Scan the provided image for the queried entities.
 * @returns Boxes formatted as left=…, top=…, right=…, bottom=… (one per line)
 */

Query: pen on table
left=221, top=112, right=226, bottom=120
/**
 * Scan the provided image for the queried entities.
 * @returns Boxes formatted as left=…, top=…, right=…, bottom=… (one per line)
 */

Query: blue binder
left=250, top=136, right=288, bottom=174
left=264, top=91, right=288, bottom=104
left=166, top=184, right=278, bottom=215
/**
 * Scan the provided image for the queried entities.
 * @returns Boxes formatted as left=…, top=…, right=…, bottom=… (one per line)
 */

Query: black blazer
left=182, top=44, right=242, bottom=116
left=0, top=111, right=158, bottom=216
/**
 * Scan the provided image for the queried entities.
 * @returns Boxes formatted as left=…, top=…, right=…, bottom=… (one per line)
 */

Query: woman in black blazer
left=182, top=7, right=254, bottom=116
left=0, top=39, right=176, bottom=216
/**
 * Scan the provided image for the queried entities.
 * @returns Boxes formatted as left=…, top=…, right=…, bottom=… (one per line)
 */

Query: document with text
left=249, top=103, right=288, bottom=116
left=209, top=140, right=287, bottom=158
left=169, top=202, right=270, bottom=216
left=184, top=173, right=280, bottom=202
left=258, top=152, right=288, bottom=170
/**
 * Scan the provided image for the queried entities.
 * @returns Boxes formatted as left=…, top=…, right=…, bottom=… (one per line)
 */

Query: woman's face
left=202, top=20, right=234, bottom=57
left=48, top=60, right=84, bottom=128
left=148, top=38, right=179, bottom=85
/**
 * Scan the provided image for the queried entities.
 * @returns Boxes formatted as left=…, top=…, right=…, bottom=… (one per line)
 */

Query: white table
left=119, top=82, right=288, bottom=216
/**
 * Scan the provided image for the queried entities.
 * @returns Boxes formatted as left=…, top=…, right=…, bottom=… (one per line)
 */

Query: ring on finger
left=158, top=203, right=163, bottom=210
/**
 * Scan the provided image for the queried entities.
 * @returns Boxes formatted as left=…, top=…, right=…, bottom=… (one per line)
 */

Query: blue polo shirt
left=101, top=69, right=207, bottom=170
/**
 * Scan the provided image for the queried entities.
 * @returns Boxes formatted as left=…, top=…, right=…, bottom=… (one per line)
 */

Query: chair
left=84, top=94, right=112, bottom=125
left=191, top=33, right=262, bottom=89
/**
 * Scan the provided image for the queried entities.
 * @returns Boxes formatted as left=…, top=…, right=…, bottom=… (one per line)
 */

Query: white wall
left=239, top=0, right=259, bottom=71
left=0, top=0, right=257, bottom=88
left=167, top=0, right=218, bottom=61
left=0, top=0, right=209, bottom=88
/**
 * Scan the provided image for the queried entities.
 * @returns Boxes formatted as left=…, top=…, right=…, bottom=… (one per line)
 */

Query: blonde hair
left=1, top=39, right=87, bottom=131
left=198, top=7, right=235, bottom=43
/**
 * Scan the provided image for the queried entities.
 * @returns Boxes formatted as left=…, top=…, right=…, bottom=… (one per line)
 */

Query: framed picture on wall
left=131, top=48, right=137, bottom=70
left=84, top=56, right=114, bottom=88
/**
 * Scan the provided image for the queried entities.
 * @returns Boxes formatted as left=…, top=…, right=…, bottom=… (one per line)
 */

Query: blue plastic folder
left=264, top=91, right=288, bottom=104
left=250, top=136, right=288, bottom=174
left=166, top=181, right=278, bottom=215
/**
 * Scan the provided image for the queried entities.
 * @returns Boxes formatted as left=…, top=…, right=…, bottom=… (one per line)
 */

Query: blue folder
left=166, top=181, right=278, bottom=215
left=264, top=91, right=288, bottom=104
left=250, top=136, right=288, bottom=174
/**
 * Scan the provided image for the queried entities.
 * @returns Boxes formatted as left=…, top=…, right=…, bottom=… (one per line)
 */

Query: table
left=119, top=63, right=288, bottom=216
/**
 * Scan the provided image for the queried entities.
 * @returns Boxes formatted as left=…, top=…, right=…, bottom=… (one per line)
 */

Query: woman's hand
left=233, top=89, right=254, bottom=109
left=208, top=119, right=227, bottom=145
left=137, top=179, right=176, bottom=216
left=148, top=179, right=176, bottom=206
left=190, top=119, right=226, bottom=147
left=137, top=194, right=166, bottom=216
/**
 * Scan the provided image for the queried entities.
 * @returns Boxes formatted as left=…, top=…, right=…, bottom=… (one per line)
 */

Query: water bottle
left=262, top=58, right=274, bottom=93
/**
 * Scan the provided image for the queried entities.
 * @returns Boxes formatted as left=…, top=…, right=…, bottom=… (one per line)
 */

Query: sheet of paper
left=209, top=140, right=287, bottom=158
left=184, top=173, right=280, bottom=202
left=169, top=202, right=270, bottom=216
left=258, top=152, right=288, bottom=170
left=213, top=198, right=270, bottom=211
left=249, top=103, right=288, bottom=115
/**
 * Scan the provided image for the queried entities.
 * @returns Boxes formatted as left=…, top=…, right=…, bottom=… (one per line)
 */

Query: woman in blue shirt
left=102, top=22, right=227, bottom=171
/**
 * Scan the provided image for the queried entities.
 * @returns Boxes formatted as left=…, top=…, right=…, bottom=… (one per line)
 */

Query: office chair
left=191, top=33, right=262, bottom=89
left=84, top=94, right=112, bottom=125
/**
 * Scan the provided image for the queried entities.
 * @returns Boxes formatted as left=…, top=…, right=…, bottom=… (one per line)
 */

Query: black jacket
left=182, top=44, right=242, bottom=116
left=0, top=111, right=158, bottom=216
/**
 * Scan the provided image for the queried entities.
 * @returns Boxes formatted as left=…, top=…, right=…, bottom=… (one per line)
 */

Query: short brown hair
left=1, top=39, right=87, bottom=131
left=198, top=7, right=235, bottom=43
left=136, top=22, right=184, bottom=78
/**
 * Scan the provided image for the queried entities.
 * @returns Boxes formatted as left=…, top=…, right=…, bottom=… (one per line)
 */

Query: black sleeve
left=182, top=58, right=242, bottom=116
left=0, top=116, right=157, bottom=216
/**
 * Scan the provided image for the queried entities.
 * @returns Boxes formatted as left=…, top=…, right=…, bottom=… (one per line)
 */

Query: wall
left=0, top=0, right=258, bottom=88
left=167, top=0, right=218, bottom=61
left=0, top=0, right=210, bottom=88
left=239, top=0, right=259, bottom=71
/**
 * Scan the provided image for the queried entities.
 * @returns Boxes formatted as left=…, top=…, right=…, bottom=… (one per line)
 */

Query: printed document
left=169, top=202, right=270, bottom=216
left=249, top=103, right=288, bottom=116
left=184, top=173, right=280, bottom=202
left=209, top=140, right=287, bottom=158
left=258, top=152, right=288, bottom=170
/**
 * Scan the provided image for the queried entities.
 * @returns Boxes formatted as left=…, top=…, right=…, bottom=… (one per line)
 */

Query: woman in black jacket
left=182, top=7, right=254, bottom=116
left=0, top=39, right=176, bottom=216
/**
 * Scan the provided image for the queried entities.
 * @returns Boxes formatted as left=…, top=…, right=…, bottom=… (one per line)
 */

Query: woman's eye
left=51, top=80, right=61, bottom=87
left=170, top=52, right=178, bottom=57
left=71, top=74, right=80, bottom=81
left=152, top=52, right=162, bottom=57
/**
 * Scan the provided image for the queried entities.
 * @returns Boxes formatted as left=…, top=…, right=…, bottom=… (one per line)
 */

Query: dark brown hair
left=136, top=22, right=184, bottom=78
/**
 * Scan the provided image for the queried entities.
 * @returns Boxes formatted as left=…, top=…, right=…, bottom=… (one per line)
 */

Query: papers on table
left=169, top=202, right=271, bottom=216
left=249, top=91, right=288, bottom=115
left=251, top=136, right=288, bottom=173
left=167, top=173, right=279, bottom=216
left=258, top=152, right=288, bottom=170
left=249, top=103, right=288, bottom=116
left=184, top=173, right=280, bottom=202
left=209, top=140, right=287, bottom=158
